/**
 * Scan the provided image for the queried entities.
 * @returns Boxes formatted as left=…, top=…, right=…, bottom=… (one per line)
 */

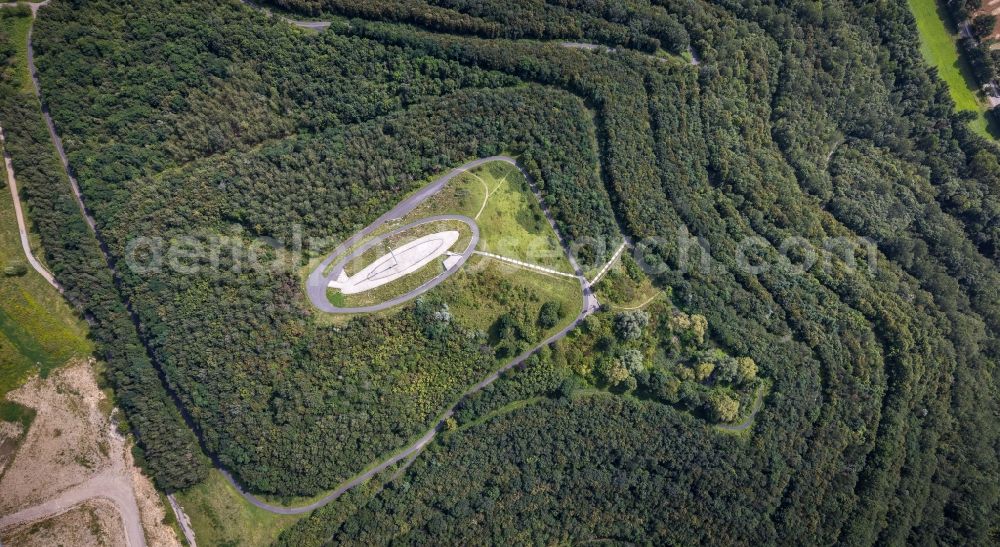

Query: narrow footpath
left=23, top=0, right=628, bottom=521
left=473, top=250, right=579, bottom=279
left=234, top=156, right=610, bottom=513
left=0, top=126, right=59, bottom=289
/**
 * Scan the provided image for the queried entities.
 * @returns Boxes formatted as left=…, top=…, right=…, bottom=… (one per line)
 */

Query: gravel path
left=588, top=239, right=627, bottom=285
left=0, top=125, right=59, bottom=289
left=166, top=494, right=197, bottom=547
left=0, top=423, right=147, bottom=547
left=0, top=1, right=47, bottom=15
left=473, top=250, right=579, bottom=278
left=227, top=156, right=605, bottom=514
left=0, top=471, right=144, bottom=547
left=0, top=2, right=57, bottom=288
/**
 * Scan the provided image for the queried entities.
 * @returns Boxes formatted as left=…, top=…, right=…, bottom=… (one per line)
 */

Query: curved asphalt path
left=28, top=0, right=614, bottom=516
left=227, top=156, right=603, bottom=514
left=237, top=1, right=692, bottom=67
left=307, top=214, right=478, bottom=313
left=224, top=298, right=598, bottom=515
left=239, top=0, right=331, bottom=30
left=307, top=156, right=537, bottom=311
left=717, top=385, right=766, bottom=432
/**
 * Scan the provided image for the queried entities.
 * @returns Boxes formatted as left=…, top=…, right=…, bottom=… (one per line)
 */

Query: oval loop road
left=308, top=214, right=479, bottom=313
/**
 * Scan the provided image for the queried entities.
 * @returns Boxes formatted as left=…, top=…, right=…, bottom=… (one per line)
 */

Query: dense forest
left=31, top=0, right=624, bottom=494
left=263, top=0, right=690, bottom=53
left=16, top=0, right=1000, bottom=543
left=0, top=11, right=208, bottom=490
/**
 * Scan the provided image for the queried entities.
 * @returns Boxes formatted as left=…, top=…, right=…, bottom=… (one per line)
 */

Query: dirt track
left=0, top=363, right=155, bottom=547
left=0, top=468, right=144, bottom=547
left=0, top=125, right=59, bottom=288
left=230, top=155, right=605, bottom=514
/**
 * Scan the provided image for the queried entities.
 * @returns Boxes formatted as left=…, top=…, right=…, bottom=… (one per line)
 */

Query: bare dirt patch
left=0, top=360, right=181, bottom=546
left=974, top=0, right=1000, bottom=48
left=128, top=448, right=180, bottom=547
left=0, top=419, right=24, bottom=476
left=0, top=498, right=126, bottom=547
left=0, top=360, right=110, bottom=512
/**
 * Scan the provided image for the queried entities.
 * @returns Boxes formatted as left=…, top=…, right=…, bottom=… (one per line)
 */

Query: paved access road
left=307, top=156, right=523, bottom=312
left=220, top=423, right=440, bottom=515
left=239, top=0, right=331, bottom=30
left=227, top=156, right=605, bottom=514
left=25, top=8, right=97, bottom=234
left=717, top=386, right=766, bottom=432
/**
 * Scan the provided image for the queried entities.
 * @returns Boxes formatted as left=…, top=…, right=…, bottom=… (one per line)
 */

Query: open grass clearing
left=400, top=160, right=572, bottom=277
left=592, top=250, right=665, bottom=309
left=405, top=167, right=491, bottom=221
left=432, top=254, right=582, bottom=341
left=469, top=164, right=573, bottom=274
left=0, top=12, right=91, bottom=400
left=306, top=158, right=575, bottom=317
left=907, top=0, right=996, bottom=137
left=0, top=13, right=34, bottom=94
left=594, top=262, right=664, bottom=310
left=174, top=469, right=303, bottom=547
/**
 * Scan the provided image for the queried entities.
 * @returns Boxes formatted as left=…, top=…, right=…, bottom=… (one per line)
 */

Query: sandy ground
left=0, top=360, right=180, bottom=547
left=127, top=440, right=181, bottom=547
left=976, top=0, right=1000, bottom=43
left=1, top=498, right=126, bottom=547
left=0, top=419, right=24, bottom=477
left=0, top=361, right=110, bottom=512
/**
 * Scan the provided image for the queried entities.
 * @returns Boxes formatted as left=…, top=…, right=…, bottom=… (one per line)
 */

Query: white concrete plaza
left=329, top=231, right=461, bottom=294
